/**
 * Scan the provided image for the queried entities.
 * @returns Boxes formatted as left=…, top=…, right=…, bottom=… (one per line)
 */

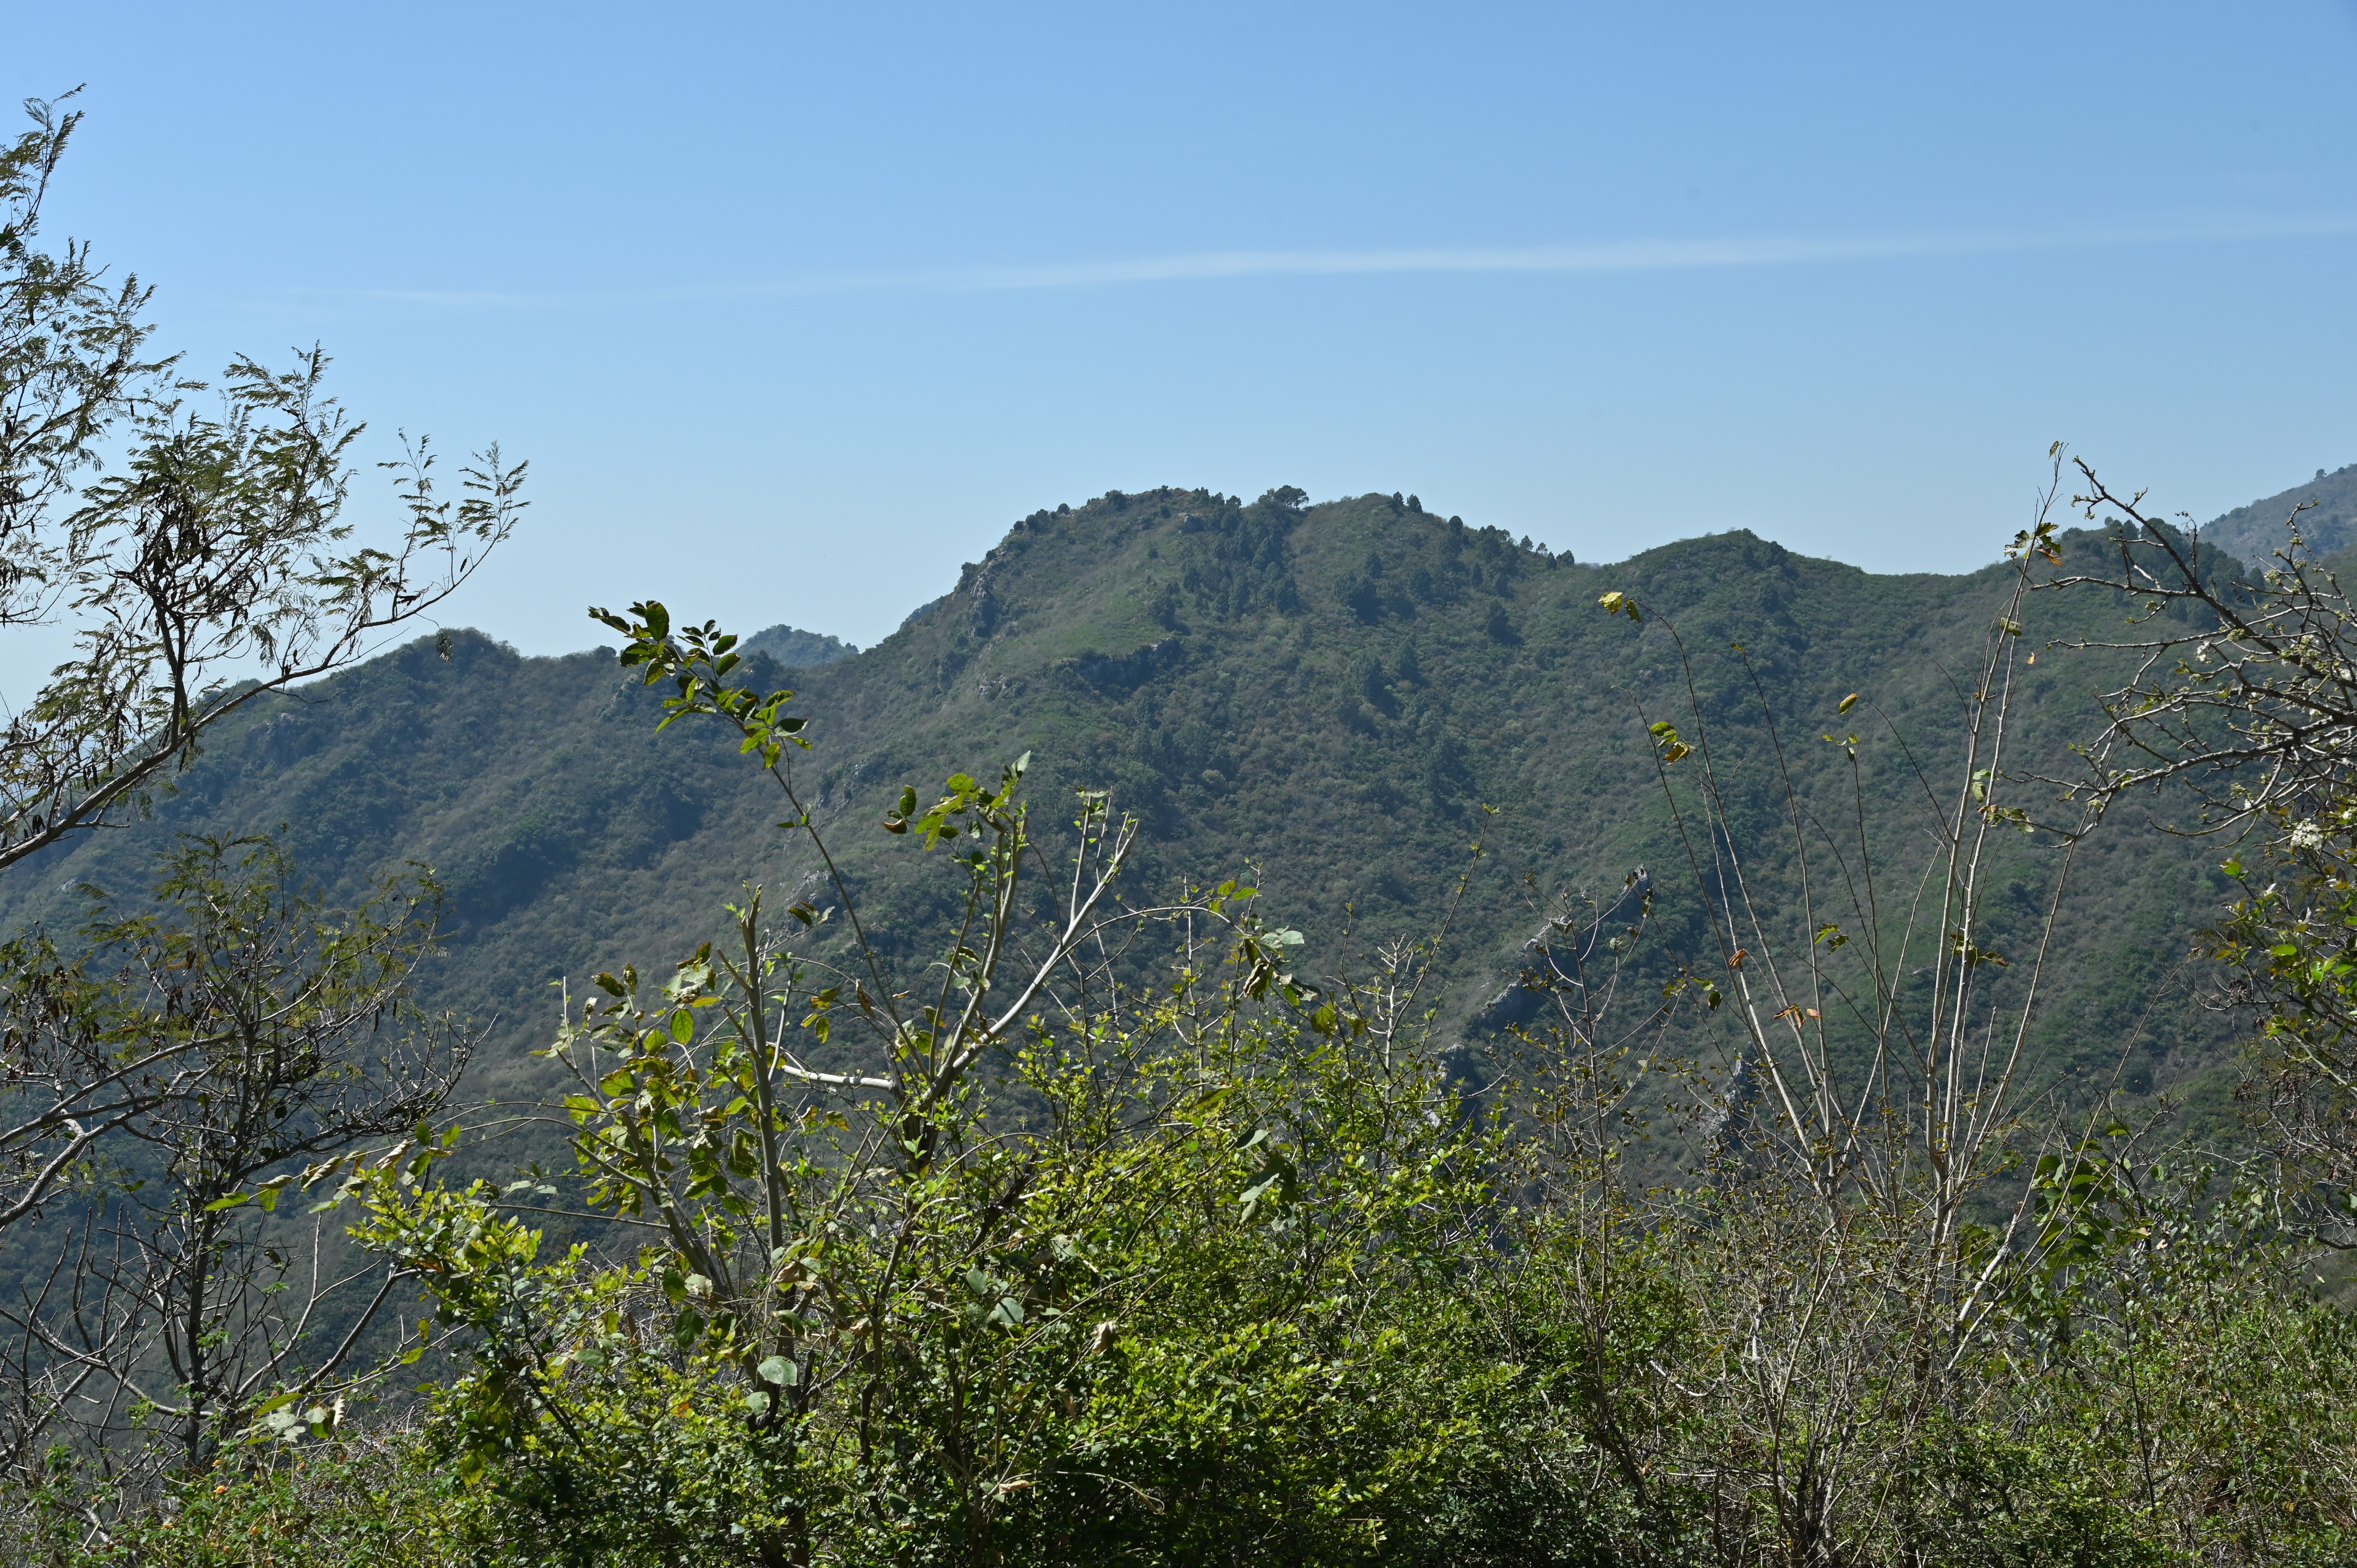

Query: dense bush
left=27, top=1077, right=2353, bottom=1566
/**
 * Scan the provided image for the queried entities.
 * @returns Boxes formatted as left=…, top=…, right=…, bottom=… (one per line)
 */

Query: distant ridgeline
left=2202, top=460, right=2357, bottom=565
left=739, top=624, right=859, bottom=666
left=2, top=476, right=2325, bottom=1145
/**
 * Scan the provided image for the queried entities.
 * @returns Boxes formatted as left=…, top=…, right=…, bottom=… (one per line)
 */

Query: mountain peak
left=741, top=624, right=859, bottom=666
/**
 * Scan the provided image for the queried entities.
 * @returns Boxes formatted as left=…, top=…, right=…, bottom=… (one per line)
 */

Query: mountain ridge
left=2172, top=461, right=2357, bottom=565
left=0, top=484, right=2255, bottom=1136
left=731, top=469, right=2338, bottom=673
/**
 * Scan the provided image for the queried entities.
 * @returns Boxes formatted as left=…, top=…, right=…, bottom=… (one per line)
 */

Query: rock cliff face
left=1466, top=870, right=1650, bottom=1038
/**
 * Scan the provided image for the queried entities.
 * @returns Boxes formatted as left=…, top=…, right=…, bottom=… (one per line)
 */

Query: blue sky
left=15, top=2, right=2357, bottom=653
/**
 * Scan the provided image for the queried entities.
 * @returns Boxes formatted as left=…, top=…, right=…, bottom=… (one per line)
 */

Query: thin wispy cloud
left=316, top=214, right=2357, bottom=309
left=883, top=214, right=2357, bottom=291
left=919, top=230, right=2105, bottom=289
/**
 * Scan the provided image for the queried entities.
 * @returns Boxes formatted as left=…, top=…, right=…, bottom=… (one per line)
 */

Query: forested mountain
left=0, top=485, right=2262, bottom=1130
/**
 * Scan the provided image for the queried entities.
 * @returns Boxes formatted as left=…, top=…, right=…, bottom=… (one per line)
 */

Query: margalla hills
left=11, top=443, right=2357, bottom=1561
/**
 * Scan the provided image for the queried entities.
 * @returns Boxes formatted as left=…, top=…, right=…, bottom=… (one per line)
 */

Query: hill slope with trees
left=2200, top=458, right=2357, bottom=563
left=0, top=483, right=2251, bottom=1130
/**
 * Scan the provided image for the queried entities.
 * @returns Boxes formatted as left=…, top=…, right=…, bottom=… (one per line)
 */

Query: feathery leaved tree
left=0, top=91, right=521, bottom=1234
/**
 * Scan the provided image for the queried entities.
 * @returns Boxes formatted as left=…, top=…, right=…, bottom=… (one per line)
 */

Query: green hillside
left=0, top=486, right=2246, bottom=1129
left=2202, top=459, right=2357, bottom=563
